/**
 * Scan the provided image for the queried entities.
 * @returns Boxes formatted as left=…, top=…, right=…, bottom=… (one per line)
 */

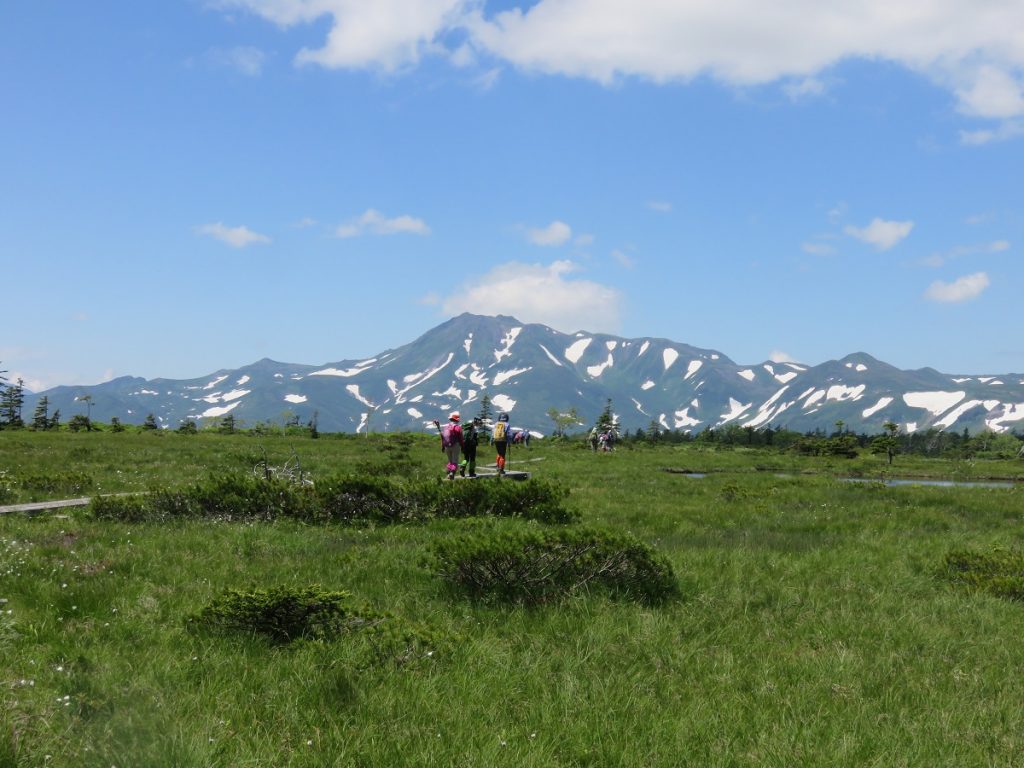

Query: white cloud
left=527, top=220, right=572, bottom=246
left=960, top=120, right=1024, bottom=145
left=197, top=222, right=271, bottom=248
left=647, top=201, right=672, bottom=213
left=768, top=350, right=798, bottom=363
left=216, top=0, right=469, bottom=72
left=924, top=272, right=990, bottom=303
left=844, top=218, right=914, bottom=251
left=440, top=260, right=621, bottom=333
left=221, top=1, right=1024, bottom=124
left=610, top=249, right=634, bottom=269
left=783, top=76, right=827, bottom=101
left=336, top=209, right=430, bottom=238
left=294, top=216, right=317, bottom=228
left=921, top=240, right=1011, bottom=268
left=574, top=233, right=594, bottom=247
left=220, top=46, right=266, bottom=76
left=801, top=242, right=835, bottom=256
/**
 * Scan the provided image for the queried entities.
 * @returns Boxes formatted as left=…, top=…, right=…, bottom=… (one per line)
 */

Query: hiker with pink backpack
left=434, top=412, right=464, bottom=480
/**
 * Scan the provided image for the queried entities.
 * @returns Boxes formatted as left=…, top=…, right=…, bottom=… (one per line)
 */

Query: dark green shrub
left=411, top=479, right=577, bottom=524
left=317, top=475, right=418, bottom=524
left=430, top=526, right=679, bottom=605
left=18, top=470, right=94, bottom=495
left=90, top=494, right=152, bottom=522
left=192, top=586, right=374, bottom=643
left=187, top=474, right=317, bottom=521
left=945, top=548, right=1024, bottom=601
left=191, top=585, right=439, bottom=663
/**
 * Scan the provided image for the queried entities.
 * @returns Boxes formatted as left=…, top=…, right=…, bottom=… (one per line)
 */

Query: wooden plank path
left=0, top=497, right=91, bottom=515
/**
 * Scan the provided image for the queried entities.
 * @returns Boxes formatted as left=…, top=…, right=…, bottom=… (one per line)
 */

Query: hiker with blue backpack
left=434, top=412, right=464, bottom=480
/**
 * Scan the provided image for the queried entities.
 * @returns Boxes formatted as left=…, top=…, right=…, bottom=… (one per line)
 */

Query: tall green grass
left=1, top=432, right=1023, bottom=765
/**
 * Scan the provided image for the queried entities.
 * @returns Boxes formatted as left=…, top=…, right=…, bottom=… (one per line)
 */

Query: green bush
left=190, top=585, right=439, bottom=663
left=17, top=470, right=94, bottom=495
left=317, top=475, right=418, bottom=524
left=191, top=586, right=375, bottom=643
left=91, top=472, right=577, bottom=526
left=944, top=548, right=1024, bottom=601
left=430, top=526, right=679, bottom=605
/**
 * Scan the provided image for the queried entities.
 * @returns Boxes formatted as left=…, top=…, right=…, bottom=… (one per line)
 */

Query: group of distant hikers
left=433, top=411, right=527, bottom=480
left=588, top=426, right=617, bottom=452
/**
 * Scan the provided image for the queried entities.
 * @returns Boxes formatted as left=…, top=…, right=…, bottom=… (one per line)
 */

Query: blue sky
left=3, top=1, right=1022, bottom=391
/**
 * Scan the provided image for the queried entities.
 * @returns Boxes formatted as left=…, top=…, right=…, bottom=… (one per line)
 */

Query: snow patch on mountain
left=738, top=369, right=755, bottom=381
left=775, top=372, right=798, bottom=384
left=935, top=399, right=992, bottom=429
left=346, top=384, right=374, bottom=408
left=662, top=348, right=679, bottom=371
left=284, top=394, right=307, bottom=404
left=221, top=389, right=250, bottom=402
left=826, top=384, right=865, bottom=402
left=236, top=375, right=250, bottom=385
left=641, top=380, right=655, bottom=390
left=587, top=354, right=614, bottom=378
left=903, top=391, right=965, bottom=416
left=493, top=367, right=532, bottom=386
left=987, top=403, right=1024, bottom=432
left=952, top=377, right=971, bottom=383
left=844, top=363, right=868, bottom=372
left=494, top=327, right=522, bottom=363
left=491, top=394, right=516, bottom=412
left=631, top=398, right=648, bottom=415
left=805, top=390, right=826, bottom=407
left=407, top=407, right=423, bottom=418
left=464, top=334, right=473, bottom=355
left=606, top=340, right=617, bottom=351
left=685, top=360, right=702, bottom=380
left=311, top=365, right=367, bottom=378
left=565, top=337, right=592, bottom=363
left=977, top=377, right=995, bottom=383
left=469, top=367, right=488, bottom=387
left=539, top=344, right=563, bottom=367
left=200, top=402, right=239, bottom=418
left=204, top=375, right=228, bottom=390
left=720, top=398, right=751, bottom=424
left=674, top=407, right=701, bottom=428
left=436, top=384, right=462, bottom=398
left=638, top=341, right=650, bottom=356
left=862, top=397, right=893, bottom=418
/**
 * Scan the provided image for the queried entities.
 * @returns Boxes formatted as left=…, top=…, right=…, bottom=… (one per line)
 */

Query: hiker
left=589, top=427, right=600, bottom=452
left=461, top=418, right=481, bottom=477
left=492, top=412, right=511, bottom=476
left=435, top=412, right=463, bottom=480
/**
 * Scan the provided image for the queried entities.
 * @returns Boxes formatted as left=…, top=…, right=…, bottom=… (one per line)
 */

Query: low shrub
left=430, top=526, right=679, bottom=605
left=944, top=548, right=1024, bottom=601
left=18, top=470, right=94, bottom=495
left=91, top=472, right=577, bottom=526
left=190, top=585, right=439, bottom=664
left=191, top=586, right=375, bottom=643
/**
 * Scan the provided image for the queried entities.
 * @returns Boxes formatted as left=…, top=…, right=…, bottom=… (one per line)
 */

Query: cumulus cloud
left=219, top=1, right=1024, bottom=125
left=610, top=249, right=634, bottom=269
left=527, top=220, right=572, bottom=246
left=801, top=242, right=835, bottom=256
left=440, top=260, right=621, bottom=333
left=197, top=222, right=271, bottom=247
left=844, top=218, right=914, bottom=251
left=768, top=350, right=798, bottom=364
left=924, top=272, right=990, bottom=303
left=960, top=120, right=1024, bottom=145
left=920, top=240, right=1010, bottom=268
left=647, top=201, right=672, bottom=213
left=574, top=233, right=594, bottom=247
left=336, top=209, right=430, bottom=238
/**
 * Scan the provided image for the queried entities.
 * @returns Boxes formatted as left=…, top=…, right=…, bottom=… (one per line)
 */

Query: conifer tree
left=142, top=413, right=159, bottom=430
left=32, top=396, right=50, bottom=430
left=49, top=409, right=61, bottom=430
left=110, top=416, right=125, bottom=433
left=0, top=378, right=25, bottom=429
left=476, top=393, right=493, bottom=425
left=594, top=398, right=618, bottom=435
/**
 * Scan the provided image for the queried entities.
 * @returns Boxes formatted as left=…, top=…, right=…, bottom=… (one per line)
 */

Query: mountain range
left=21, top=313, right=1024, bottom=436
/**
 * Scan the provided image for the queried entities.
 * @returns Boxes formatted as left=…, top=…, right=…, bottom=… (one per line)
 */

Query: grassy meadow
left=2, top=430, right=1024, bottom=766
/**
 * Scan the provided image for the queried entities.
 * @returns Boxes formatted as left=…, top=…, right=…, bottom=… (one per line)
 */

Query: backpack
left=464, top=425, right=478, bottom=449
left=492, top=421, right=507, bottom=441
left=441, top=423, right=455, bottom=448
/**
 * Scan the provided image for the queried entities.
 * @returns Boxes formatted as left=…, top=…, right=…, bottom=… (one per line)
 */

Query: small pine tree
left=32, top=396, right=50, bottom=431
left=142, top=413, right=159, bottom=431
left=308, top=410, right=319, bottom=439
left=49, top=409, right=61, bottom=430
left=177, top=418, right=198, bottom=434
left=110, top=416, right=125, bottom=433
left=218, top=414, right=236, bottom=434
left=0, top=379, right=25, bottom=429
left=477, top=393, right=494, bottom=425
left=594, top=398, right=618, bottom=435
